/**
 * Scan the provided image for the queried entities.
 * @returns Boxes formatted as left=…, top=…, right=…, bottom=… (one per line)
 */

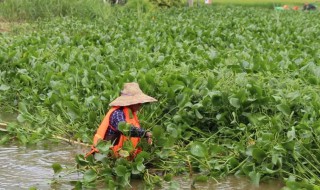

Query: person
left=293, top=6, right=299, bottom=10
left=86, top=82, right=157, bottom=159
left=303, top=3, right=317, bottom=10
left=283, top=5, right=289, bottom=10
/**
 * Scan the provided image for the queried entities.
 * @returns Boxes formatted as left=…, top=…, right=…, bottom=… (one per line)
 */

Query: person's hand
left=146, top=132, right=152, bottom=145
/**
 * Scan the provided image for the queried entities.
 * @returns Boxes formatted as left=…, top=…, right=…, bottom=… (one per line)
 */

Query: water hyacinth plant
left=1, top=5, right=320, bottom=189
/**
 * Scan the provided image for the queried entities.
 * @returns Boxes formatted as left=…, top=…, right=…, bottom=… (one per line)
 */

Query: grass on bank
left=0, top=0, right=112, bottom=21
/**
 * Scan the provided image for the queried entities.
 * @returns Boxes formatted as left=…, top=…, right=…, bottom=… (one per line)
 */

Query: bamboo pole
left=0, top=122, right=90, bottom=147
left=52, top=135, right=90, bottom=147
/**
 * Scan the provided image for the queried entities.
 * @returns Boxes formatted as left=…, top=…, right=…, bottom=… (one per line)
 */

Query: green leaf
left=18, top=102, right=28, bottom=113
left=83, top=169, right=97, bottom=183
left=135, top=151, right=150, bottom=161
left=118, top=122, right=130, bottom=135
left=227, top=157, right=239, bottom=168
left=152, top=126, right=164, bottom=138
left=0, top=84, right=10, bottom=91
left=131, top=162, right=145, bottom=174
left=163, top=173, right=173, bottom=182
left=118, top=150, right=130, bottom=158
left=17, top=133, right=28, bottom=144
left=249, top=171, right=261, bottom=186
left=193, top=175, right=208, bottom=182
left=229, top=97, right=240, bottom=109
left=195, top=110, right=203, bottom=119
left=0, top=135, right=10, bottom=144
left=52, top=163, right=62, bottom=174
left=96, top=141, right=112, bottom=153
left=88, top=111, right=96, bottom=124
left=282, top=141, right=295, bottom=151
left=271, top=153, right=282, bottom=166
left=252, top=148, right=266, bottom=163
left=209, top=144, right=225, bottom=155
left=94, top=153, right=107, bottom=161
left=114, top=165, right=127, bottom=177
left=190, top=142, right=207, bottom=158
left=75, top=155, right=89, bottom=166
left=276, top=103, right=291, bottom=116
left=287, top=127, right=296, bottom=141
left=136, top=162, right=145, bottom=172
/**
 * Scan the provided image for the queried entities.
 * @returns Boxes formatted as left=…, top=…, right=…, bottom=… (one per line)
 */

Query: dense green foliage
left=1, top=5, right=320, bottom=189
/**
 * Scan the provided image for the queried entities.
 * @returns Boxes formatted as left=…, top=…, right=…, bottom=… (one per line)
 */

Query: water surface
left=0, top=142, right=85, bottom=190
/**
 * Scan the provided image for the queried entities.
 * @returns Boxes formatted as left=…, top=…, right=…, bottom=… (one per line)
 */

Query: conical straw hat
left=109, top=82, right=157, bottom=106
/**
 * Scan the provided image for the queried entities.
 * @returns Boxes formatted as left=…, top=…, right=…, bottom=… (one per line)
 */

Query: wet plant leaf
left=249, top=171, right=261, bottom=186
left=190, top=142, right=207, bottom=158
left=152, top=126, right=164, bottom=138
left=0, top=84, right=10, bottom=91
left=83, top=169, right=97, bottom=183
left=96, top=140, right=112, bottom=153
left=229, top=97, right=240, bottom=109
left=252, top=148, right=266, bottom=163
left=163, top=174, right=173, bottom=182
left=119, top=150, right=130, bottom=158
left=0, top=135, right=10, bottom=144
left=193, top=175, right=208, bottom=183
left=114, top=165, right=127, bottom=177
left=276, top=104, right=291, bottom=116
left=52, top=163, right=62, bottom=174
left=75, top=155, right=89, bottom=166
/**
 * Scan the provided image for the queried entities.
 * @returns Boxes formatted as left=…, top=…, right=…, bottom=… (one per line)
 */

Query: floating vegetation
left=1, top=5, right=320, bottom=189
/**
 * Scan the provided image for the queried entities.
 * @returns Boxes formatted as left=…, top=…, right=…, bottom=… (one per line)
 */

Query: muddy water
left=0, top=142, right=85, bottom=190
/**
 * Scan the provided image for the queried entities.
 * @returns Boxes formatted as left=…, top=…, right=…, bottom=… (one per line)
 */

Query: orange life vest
left=86, top=106, right=142, bottom=159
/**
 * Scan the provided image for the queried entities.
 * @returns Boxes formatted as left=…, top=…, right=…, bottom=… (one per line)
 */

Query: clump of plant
left=149, top=0, right=185, bottom=7
left=124, top=0, right=155, bottom=18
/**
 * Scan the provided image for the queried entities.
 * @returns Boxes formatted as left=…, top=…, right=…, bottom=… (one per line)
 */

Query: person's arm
left=109, top=109, right=150, bottom=138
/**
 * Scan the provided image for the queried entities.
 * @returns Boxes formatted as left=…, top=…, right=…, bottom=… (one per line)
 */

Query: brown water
left=0, top=142, right=85, bottom=190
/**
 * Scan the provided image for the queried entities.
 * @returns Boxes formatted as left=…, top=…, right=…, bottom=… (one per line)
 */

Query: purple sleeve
left=107, top=109, right=146, bottom=137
